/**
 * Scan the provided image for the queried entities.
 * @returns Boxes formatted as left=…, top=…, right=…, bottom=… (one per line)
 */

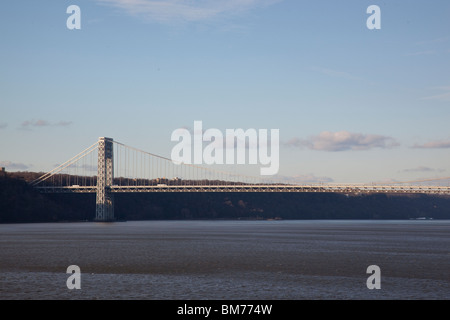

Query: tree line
left=1, top=172, right=450, bottom=223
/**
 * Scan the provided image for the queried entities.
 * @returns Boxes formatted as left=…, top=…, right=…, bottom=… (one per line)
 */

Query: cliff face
left=0, top=174, right=60, bottom=222
left=1, top=174, right=450, bottom=222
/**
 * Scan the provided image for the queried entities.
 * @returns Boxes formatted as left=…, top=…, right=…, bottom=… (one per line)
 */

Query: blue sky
left=1, top=0, right=450, bottom=184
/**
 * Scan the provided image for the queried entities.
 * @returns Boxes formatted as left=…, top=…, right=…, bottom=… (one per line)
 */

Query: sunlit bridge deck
left=35, top=184, right=450, bottom=195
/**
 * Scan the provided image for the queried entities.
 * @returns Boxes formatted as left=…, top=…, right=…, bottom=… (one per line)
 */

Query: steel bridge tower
left=95, top=137, right=114, bottom=221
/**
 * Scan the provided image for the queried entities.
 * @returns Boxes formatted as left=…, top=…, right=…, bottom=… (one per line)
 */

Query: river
left=0, top=220, right=449, bottom=299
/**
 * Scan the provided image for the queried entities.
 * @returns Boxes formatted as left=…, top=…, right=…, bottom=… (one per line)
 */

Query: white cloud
left=21, top=119, right=73, bottom=128
left=0, top=123, right=7, bottom=129
left=422, top=92, right=450, bottom=102
left=285, top=131, right=399, bottom=152
left=53, top=163, right=97, bottom=172
left=404, top=50, right=435, bottom=56
left=22, top=119, right=50, bottom=127
left=413, top=140, right=450, bottom=149
left=412, top=37, right=448, bottom=56
left=0, top=161, right=30, bottom=170
left=401, top=166, right=445, bottom=173
left=96, top=0, right=281, bottom=23
left=55, top=121, right=73, bottom=127
left=415, top=37, right=449, bottom=46
left=371, top=178, right=401, bottom=185
left=422, top=85, right=450, bottom=101
left=269, top=173, right=334, bottom=184
left=378, top=176, right=450, bottom=187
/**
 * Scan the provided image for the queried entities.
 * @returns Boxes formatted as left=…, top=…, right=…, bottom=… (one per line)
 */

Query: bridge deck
left=34, top=184, right=450, bottom=195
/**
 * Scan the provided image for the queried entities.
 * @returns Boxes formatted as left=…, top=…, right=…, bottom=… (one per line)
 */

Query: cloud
left=422, top=86, right=450, bottom=102
left=401, top=166, right=445, bottom=173
left=404, top=50, right=435, bottom=56
left=372, top=178, right=401, bottom=185
left=0, top=161, right=30, bottom=170
left=373, top=175, right=450, bottom=186
left=21, top=119, right=73, bottom=128
left=22, top=119, right=50, bottom=127
left=285, top=131, right=399, bottom=152
left=53, top=163, right=97, bottom=172
left=272, top=174, right=334, bottom=184
left=96, top=0, right=281, bottom=23
left=55, top=121, right=73, bottom=127
left=412, top=37, right=449, bottom=56
left=415, top=37, right=449, bottom=46
left=412, top=140, right=450, bottom=149
left=0, top=123, right=7, bottom=129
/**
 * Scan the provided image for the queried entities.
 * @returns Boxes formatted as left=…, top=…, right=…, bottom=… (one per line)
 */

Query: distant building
left=0, top=167, right=5, bottom=178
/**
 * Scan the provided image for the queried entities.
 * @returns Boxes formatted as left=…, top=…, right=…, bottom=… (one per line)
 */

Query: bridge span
left=31, top=137, right=450, bottom=221
left=35, top=184, right=450, bottom=195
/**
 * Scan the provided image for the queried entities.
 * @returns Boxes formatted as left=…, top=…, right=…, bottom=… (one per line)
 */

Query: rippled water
left=0, top=220, right=449, bottom=299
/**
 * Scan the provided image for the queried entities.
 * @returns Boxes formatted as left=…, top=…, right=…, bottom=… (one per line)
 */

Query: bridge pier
left=95, top=137, right=115, bottom=222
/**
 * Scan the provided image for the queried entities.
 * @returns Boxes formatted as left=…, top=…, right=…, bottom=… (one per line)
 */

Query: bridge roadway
left=34, top=184, right=450, bottom=195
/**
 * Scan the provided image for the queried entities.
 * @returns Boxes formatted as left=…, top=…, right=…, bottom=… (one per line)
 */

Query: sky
left=1, top=0, right=450, bottom=184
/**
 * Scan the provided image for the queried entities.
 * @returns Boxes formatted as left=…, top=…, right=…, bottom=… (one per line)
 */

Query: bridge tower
left=95, top=137, right=114, bottom=221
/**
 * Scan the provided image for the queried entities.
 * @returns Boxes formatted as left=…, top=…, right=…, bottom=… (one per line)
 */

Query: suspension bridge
left=30, top=137, right=450, bottom=222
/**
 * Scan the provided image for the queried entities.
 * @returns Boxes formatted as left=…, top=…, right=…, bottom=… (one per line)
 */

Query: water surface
left=1, top=220, right=449, bottom=299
